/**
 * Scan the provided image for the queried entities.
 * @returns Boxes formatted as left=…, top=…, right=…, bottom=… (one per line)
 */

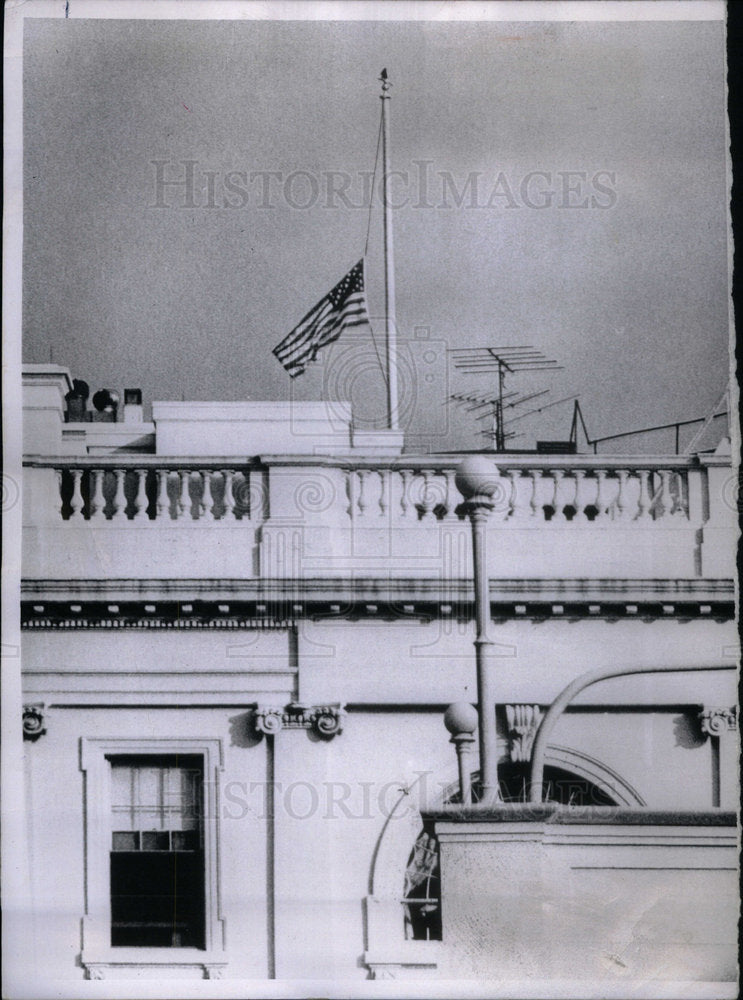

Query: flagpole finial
left=379, top=68, right=390, bottom=95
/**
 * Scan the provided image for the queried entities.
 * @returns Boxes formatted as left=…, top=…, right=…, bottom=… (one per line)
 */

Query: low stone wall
left=425, top=805, right=738, bottom=985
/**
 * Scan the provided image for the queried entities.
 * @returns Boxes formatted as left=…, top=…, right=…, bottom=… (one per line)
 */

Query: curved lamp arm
left=529, top=662, right=735, bottom=804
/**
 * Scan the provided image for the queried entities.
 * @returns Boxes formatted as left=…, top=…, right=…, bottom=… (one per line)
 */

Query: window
left=80, top=738, right=225, bottom=976
left=403, top=829, right=441, bottom=941
left=109, top=756, right=204, bottom=948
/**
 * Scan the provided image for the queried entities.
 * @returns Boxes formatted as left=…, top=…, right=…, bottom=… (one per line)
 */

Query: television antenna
left=449, top=347, right=563, bottom=451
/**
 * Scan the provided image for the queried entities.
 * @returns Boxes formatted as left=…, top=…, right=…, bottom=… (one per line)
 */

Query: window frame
left=80, top=738, right=226, bottom=974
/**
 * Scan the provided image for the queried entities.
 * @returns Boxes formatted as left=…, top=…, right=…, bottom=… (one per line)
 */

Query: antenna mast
left=449, top=347, right=563, bottom=451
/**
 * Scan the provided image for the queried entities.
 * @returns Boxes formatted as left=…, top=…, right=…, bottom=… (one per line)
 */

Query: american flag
left=272, top=260, right=369, bottom=378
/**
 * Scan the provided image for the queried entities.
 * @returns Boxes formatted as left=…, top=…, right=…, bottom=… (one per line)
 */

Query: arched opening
left=497, top=760, right=617, bottom=806
left=402, top=763, right=619, bottom=940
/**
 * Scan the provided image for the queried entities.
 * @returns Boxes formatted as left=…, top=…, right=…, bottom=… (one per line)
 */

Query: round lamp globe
left=455, top=456, right=500, bottom=500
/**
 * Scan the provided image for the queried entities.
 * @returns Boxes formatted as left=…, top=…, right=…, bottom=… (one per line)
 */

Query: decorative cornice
left=20, top=578, right=734, bottom=629
left=699, top=706, right=738, bottom=736
left=22, top=612, right=291, bottom=630
left=505, top=704, right=543, bottom=762
left=253, top=702, right=345, bottom=739
left=23, top=703, right=46, bottom=740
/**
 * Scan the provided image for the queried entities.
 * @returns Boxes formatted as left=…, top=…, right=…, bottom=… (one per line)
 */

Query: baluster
left=112, top=469, right=128, bottom=521
left=56, top=469, right=64, bottom=519
left=156, top=470, right=171, bottom=520
left=571, top=469, right=584, bottom=519
left=89, top=469, right=106, bottom=521
left=223, top=469, right=237, bottom=520
left=651, top=470, right=670, bottom=520
left=132, top=469, right=149, bottom=521
left=357, top=469, right=369, bottom=517
left=635, top=469, right=651, bottom=520
left=178, top=471, right=191, bottom=521
left=420, top=470, right=434, bottom=520
left=669, top=470, right=687, bottom=517
left=443, top=468, right=458, bottom=519
left=201, top=470, right=215, bottom=521
left=377, top=469, right=387, bottom=518
left=614, top=469, right=628, bottom=521
left=550, top=469, right=564, bottom=518
left=399, top=470, right=412, bottom=518
left=584, top=469, right=606, bottom=520
left=492, top=468, right=510, bottom=521
left=238, top=471, right=252, bottom=519
left=529, top=469, right=540, bottom=518
left=506, top=469, right=517, bottom=519
left=70, top=469, right=84, bottom=519
left=592, top=469, right=605, bottom=519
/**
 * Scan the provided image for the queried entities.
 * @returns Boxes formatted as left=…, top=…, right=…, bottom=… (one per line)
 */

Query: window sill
left=81, top=950, right=227, bottom=980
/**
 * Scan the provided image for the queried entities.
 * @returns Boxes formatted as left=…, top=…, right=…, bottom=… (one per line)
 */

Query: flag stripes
left=272, top=260, right=369, bottom=378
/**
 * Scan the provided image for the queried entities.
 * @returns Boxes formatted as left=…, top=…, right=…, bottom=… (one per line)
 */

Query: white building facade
left=13, top=363, right=738, bottom=992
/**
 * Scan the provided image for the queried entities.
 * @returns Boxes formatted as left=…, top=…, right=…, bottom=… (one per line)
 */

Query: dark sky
left=22, top=14, right=729, bottom=451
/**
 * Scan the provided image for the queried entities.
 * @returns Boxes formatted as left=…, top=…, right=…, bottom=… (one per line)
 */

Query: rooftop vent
left=92, top=388, right=119, bottom=423
left=123, top=388, right=143, bottom=423
left=64, top=379, right=90, bottom=423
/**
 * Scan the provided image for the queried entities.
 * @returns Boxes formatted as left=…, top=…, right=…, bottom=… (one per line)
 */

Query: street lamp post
left=455, top=456, right=503, bottom=804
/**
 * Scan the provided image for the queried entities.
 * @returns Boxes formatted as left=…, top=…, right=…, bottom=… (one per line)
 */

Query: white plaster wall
left=22, top=629, right=295, bottom=705
left=299, top=618, right=737, bottom=706
left=268, top=710, right=453, bottom=980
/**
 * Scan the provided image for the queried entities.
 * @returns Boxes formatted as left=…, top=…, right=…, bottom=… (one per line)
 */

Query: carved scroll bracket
left=253, top=702, right=345, bottom=739
left=699, top=705, right=738, bottom=737
left=23, top=703, right=47, bottom=741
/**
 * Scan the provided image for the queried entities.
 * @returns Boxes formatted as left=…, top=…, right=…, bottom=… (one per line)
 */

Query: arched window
left=402, top=828, right=441, bottom=941
left=494, top=760, right=617, bottom=807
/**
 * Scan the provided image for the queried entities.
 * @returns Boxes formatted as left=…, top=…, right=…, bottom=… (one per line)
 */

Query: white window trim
left=79, top=737, right=226, bottom=974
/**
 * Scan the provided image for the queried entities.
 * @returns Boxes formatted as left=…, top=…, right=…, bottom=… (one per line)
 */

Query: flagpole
left=380, top=69, right=399, bottom=431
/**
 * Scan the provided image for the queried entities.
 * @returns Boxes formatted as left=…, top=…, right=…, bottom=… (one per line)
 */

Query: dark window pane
left=110, top=852, right=205, bottom=948
left=141, top=831, right=170, bottom=851
left=171, top=830, right=198, bottom=852
left=112, top=831, right=139, bottom=852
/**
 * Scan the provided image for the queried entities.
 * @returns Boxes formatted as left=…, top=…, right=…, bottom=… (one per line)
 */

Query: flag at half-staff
left=272, top=259, right=369, bottom=378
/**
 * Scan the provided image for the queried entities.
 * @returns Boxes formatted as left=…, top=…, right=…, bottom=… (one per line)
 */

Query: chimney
left=123, top=388, right=143, bottom=423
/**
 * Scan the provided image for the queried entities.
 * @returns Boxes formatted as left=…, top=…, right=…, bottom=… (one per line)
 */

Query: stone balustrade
left=28, top=455, right=694, bottom=526
left=343, top=460, right=690, bottom=524
left=22, top=453, right=733, bottom=581
left=30, top=460, right=263, bottom=523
